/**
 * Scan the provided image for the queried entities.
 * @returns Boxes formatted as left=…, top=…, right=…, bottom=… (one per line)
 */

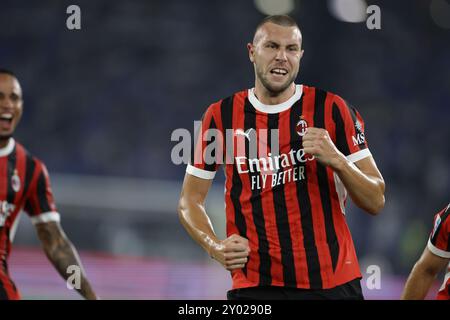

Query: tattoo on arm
left=36, top=222, right=97, bottom=300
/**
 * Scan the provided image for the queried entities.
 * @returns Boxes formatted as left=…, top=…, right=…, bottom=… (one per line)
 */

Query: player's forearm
left=178, top=198, right=220, bottom=257
left=44, top=240, right=97, bottom=300
left=334, top=157, right=385, bottom=215
left=401, top=263, right=437, bottom=300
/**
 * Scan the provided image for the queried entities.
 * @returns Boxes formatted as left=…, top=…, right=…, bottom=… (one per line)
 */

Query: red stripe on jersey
left=326, top=94, right=362, bottom=285
left=302, top=87, right=334, bottom=287
left=0, top=149, right=19, bottom=300
left=279, top=105, right=310, bottom=287
left=0, top=273, right=19, bottom=300
left=191, top=101, right=221, bottom=171
left=431, top=205, right=450, bottom=252
left=0, top=157, right=6, bottom=203
left=224, top=95, right=246, bottom=287
left=39, top=165, right=57, bottom=212
left=0, top=157, right=8, bottom=258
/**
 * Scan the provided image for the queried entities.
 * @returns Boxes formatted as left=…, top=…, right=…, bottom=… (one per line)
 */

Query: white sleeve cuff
left=427, top=239, right=450, bottom=258
left=186, top=164, right=216, bottom=180
left=30, top=211, right=61, bottom=225
left=347, top=149, right=372, bottom=163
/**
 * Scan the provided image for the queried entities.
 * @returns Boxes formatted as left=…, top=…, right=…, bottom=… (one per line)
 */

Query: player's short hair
left=255, top=15, right=300, bottom=35
left=0, top=68, right=17, bottom=78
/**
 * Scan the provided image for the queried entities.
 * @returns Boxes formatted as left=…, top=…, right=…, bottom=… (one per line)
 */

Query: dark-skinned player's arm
left=401, top=246, right=448, bottom=299
left=35, top=221, right=97, bottom=300
left=403, top=204, right=450, bottom=299
left=178, top=173, right=250, bottom=271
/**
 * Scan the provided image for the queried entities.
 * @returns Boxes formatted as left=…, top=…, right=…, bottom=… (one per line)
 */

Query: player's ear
left=247, top=43, right=255, bottom=63
left=300, top=49, right=304, bottom=59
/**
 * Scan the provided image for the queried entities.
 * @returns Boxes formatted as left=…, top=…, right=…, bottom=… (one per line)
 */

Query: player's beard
left=256, top=64, right=298, bottom=96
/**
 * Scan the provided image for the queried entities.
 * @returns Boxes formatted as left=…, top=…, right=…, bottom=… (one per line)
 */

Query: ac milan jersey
left=427, top=203, right=450, bottom=300
left=0, top=138, right=60, bottom=299
left=187, top=84, right=371, bottom=290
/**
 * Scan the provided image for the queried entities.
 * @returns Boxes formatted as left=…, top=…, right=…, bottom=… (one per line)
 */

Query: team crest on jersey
left=11, top=169, right=21, bottom=193
left=296, top=116, right=308, bottom=137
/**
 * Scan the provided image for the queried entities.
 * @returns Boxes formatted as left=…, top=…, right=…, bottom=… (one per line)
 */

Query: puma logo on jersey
left=235, top=128, right=254, bottom=141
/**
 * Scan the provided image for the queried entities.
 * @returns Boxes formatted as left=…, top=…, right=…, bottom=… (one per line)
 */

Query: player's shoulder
left=303, top=84, right=349, bottom=105
left=436, top=203, right=450, bottom=225
left=303, top=84, right=335, bottom=96
left=205, top=89, right=248, bottom=113
left=431, top=203, right=450, bottom=238
left=14, top=140, right=47, bottom=171
left=428, top=203, right=450, bottom=256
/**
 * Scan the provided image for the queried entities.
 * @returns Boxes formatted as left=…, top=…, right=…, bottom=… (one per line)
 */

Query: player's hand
left=302, top=127, right=346, bottom=170
left=211, top=234, right=250, bottom=271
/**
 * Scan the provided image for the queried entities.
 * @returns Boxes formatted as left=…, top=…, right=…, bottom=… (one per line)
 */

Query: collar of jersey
left=248, top=84, right=303, bottom=114
left=0, top=138, right=15, bottom=157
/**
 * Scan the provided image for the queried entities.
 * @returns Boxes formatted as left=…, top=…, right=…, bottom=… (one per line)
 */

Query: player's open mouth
left=270, top=68, right=288, bottom=76
left=0, top=113, right=13, bottom=124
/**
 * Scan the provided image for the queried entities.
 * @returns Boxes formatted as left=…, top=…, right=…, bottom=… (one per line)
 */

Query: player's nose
left=0, top=97, right=14, bottom=110
left=275, top=48, right=288, bottom=61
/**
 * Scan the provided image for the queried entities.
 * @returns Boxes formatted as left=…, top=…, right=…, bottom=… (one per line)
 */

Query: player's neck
left=253, top=82, right=296, bottom=105
left=0, top=137, right=11, bottom=149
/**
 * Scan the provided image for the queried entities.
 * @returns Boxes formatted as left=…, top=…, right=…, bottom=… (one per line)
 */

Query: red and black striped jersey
left=0, top=138, right=60, bottom=300
left=187, top=84, right=371, bottom=290
left=427, top=203, right=450, bottom=300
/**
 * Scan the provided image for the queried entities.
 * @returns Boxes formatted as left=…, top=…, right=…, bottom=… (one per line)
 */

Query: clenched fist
left=211, top=234, right=250, bottom=271
left=302, top=127, right=346, bottom=170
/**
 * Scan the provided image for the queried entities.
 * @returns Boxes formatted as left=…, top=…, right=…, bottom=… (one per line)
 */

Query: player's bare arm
left=178, top=173, right=250, bottom=271
left=302, top=127, right=385, bottom=215
left=401, top=247, right=448, bottom=300
left=35, top=221, right=97, bottom=300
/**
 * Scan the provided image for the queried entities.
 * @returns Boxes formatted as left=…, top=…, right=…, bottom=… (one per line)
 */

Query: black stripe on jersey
left=0, top=227, right=9, bottom=299
left=244, top=99, right=271, bottom=286
left=221, top=96, right=234, bottom=165
left=431, top=205, right=450, bottom=248
left=1, top=257, right=7, bottom=273
left=204, top=117, right=218, bottom=172
left=230, top=165, right=247, bottom=276
left=343, top=100, right=365, bottom=151
left=290, top=96, right=323, bottom=289
left=268, top=113, right=297, bottom=287
left=21, top=153, right=36, bottom=203
left=222, top=96, right=248, bottom=276
left=314, top=90, right=339, bottom=271
left=447, top=204, right=450, bottom=251
left=6, top=145, right=17, bottom=204
left=36, top=172, right=51, bottom=213
left=332, top=103, right=351, bottom=156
